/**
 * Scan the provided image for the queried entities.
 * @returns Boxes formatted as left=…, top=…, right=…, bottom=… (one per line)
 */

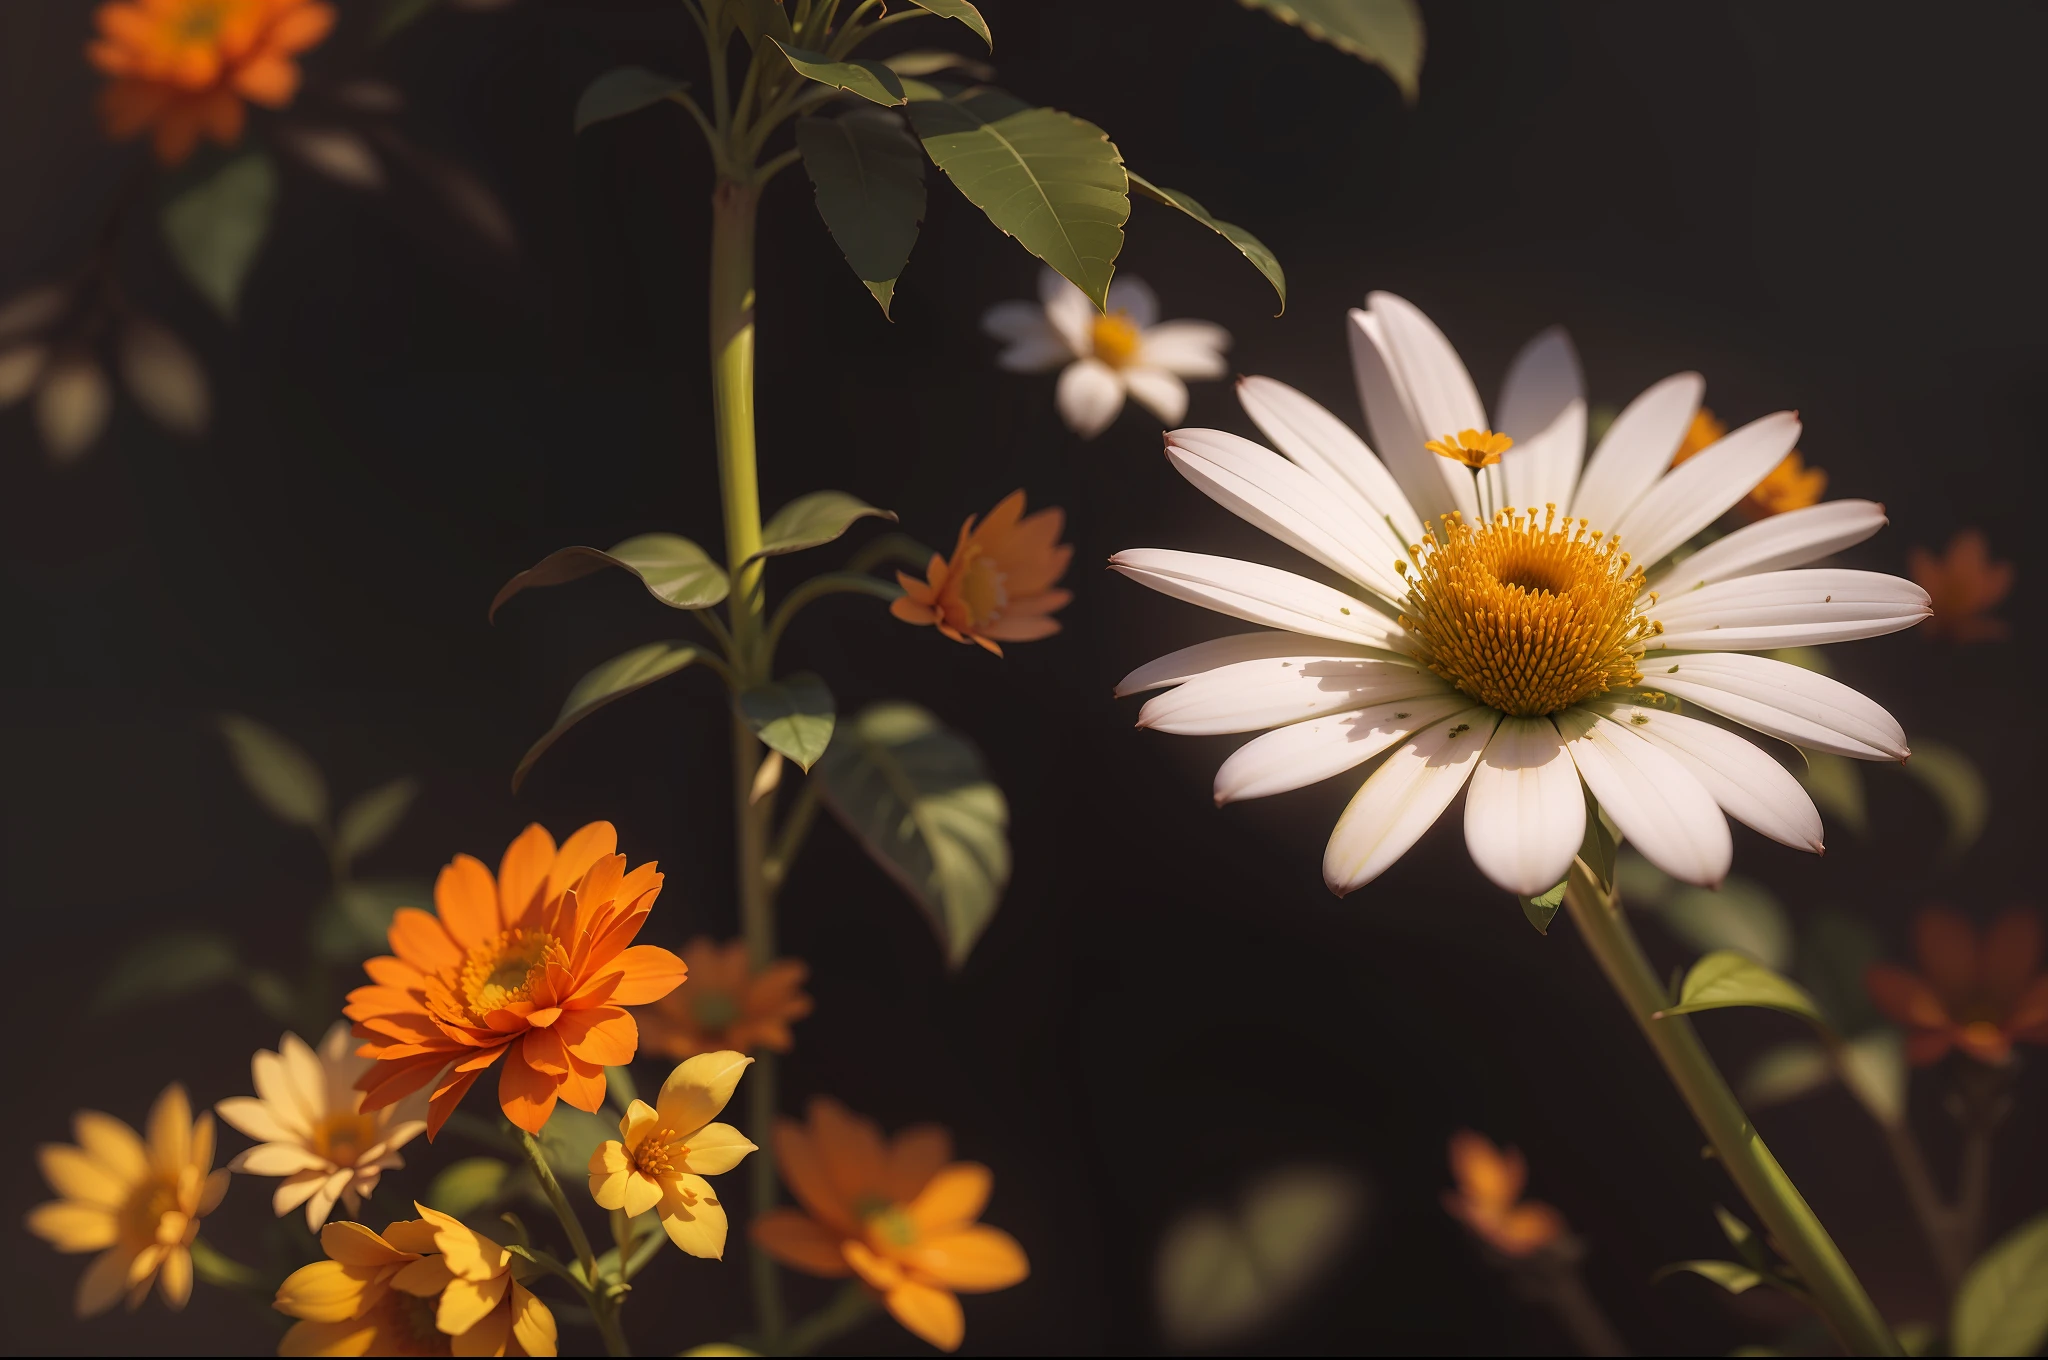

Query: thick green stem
left=520, top=1132, right=628, bottom=1357
left=1563, top=862, right=1899, bottom=1356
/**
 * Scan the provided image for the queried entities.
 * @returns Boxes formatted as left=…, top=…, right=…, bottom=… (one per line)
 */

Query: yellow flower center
left=856, top=1198, right=918, bottom=1249
left=118, top=1174, right=185, bottom=1250
left=311, top=1111, right=381, bottom=1166
left=951, top=544, right=1008, bottom=627
left=173, top=1, right=231, bottom=43
left=630, top=1130, right=690, bottom=1181
left=1397, top=507, right=1661, bottom=717
left=1424, top=428, right=1514, bottom=469
left=1090, top=310, right=1141, bottom=368
left=455, top=929, right=562, bottom=1018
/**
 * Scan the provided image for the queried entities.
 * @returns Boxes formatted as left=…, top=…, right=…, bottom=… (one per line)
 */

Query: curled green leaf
left=769, top=39, right=906, bottom=107
left=575, top=66, right=690, bottom=133
left=901, top=0, right=991, bottom=49
left=513, top=642, right=705, bottom=791
left=1127, top=172, right=1285, bottom=314
left=1657, top=950, right=1827, bottom=1028
left=491, top=533, right=729, bottom=619
left=739, top=673, right=836, bottom=772
left=1238, top=0, right=1424, bottom=102
left=750, top=490, right=898, bottom=562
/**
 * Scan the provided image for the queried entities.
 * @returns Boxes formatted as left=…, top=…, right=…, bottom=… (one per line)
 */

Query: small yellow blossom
left=1424, top=428, right=1513, bottom=469
left=588, top=1052, right=756, bottom=1258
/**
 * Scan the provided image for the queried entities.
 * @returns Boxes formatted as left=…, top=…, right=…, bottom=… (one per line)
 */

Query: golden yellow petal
left=26, top=1200, right=118, bottom=1252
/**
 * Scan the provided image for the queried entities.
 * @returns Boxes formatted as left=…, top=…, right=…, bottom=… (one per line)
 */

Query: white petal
left=1347, top=307, right=1473, bottom=526
left=1463, top=716, right=1586, bottom=895
left=1235, top=376, right=1425, bottom=545
left=1557, top=708, right=1731, bottom=887
left=231, top=1143, right=334, bottom=1177
left=1165, top=428, right=1410, bottom=600
left=1116, top=631, right=1383, bottom=696
left=1123, top=367, right=1189, bottom=424
left=1652, top=569, right=1930, bottom=650
left=1497, top=327, right=1587, bottom=514
left=996, top=333, right=1073, bottom=373
left=278, top=1031, right=329, bottom=1119
left=1106, top=275, right=1159, bottom=328
left=1138, top=322, right=1230, bottom=377
left=1215, top=694, right=1471, bottom=803
left=1586, top=699, right=1822, bottom=852
left=1038, top=268, right=1093, bottom=353
left=1323, top=707, right=1499, bottom=895
left=1614, top=411, right=1802, bottom=569
left=1646, top=499, right=1889, bottom=595
left=1055, top=358, right=1125, bottom=438
left=1644, top=652, right=1908, bottom=761
left=982, top=299, right=1050, bottom=343
left=214, top=1098, right=298, bottom=1146
left=1109, top=549, right=1410, bottom=649
left=1366, top=291, right=1487, bottom=440
left=1565, top=372, right=1704, bottom=531
left=1137, top=655, right=1445, bottom=736
left=251, top=1051, right=314, bottom=1139
left=272, top=1170, right=326, bottom=1217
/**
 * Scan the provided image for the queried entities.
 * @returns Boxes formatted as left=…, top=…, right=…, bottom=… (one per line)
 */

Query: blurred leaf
left=118, top=317, right=209, bottom=435
left=901, top=0, right=991, bottom=47
left=1656, top=877, right=1792, bottom=971
left=575, top=67, right=690, bottom=133
left=1660, top=951, right=1826, bottom=1028
left=427, top=1158, right=511, bottom=1220
left=882, top=49, right=993, bottom=80
left=513, top=642, right=707, bottom=792
left=605, top=1065, right=638, bottom=1115
left=796, top=111, right=926, bottom=317
left=1838, top=1028, right=1906, bottom=1126
left=0, top=282, right=68, bottom=342
left=1156, top=1165, right=1367, bottom=1348
left=1895, top=1324, right=1937, bottom=1357
left=1952, top=1212, right=2048, bottom=1358
left=740, top=674, right=835, bottom=773
left=0, top=343, right=46, bottom=406
left=314, top=879, right=427, bottom=961
left=1715, top=1204, right=1770, bottom=1271
left=1742, top=1041, right=1832, bottom=1109
left=1799, top=750, right=1867, bottom=836
left=728, top=0, right=794, bottom=47
left=219, top=714, right=329, bottom=830
left=278, top=126, right=386, bottom=190
left=1614, top=848, right=1674, bottom=907
left=750, top=490, right=898, bottom=563
left=333, top=80, right=405, bottom=113
left=1520, top=879, right=1565, bottom=934
left=1128, top=172, right=1285, bottom=314
left=816, top=702, right=1010, bottom=968
left=163, top=152, right=277, bottom=319
left=245, top=968, right=297, bottom=1021
left=1654, top=1259, right=1769, bottom=1295
left=94, top=931, right=240, bottom=1014
left=1798, top=909, right=1885, bottom=1034
left=492, top=534, right=728, bottom=620
left=335, top=778, right=420, bottom=866
left=770, top=39, right=906, bottom=107
left=908, top=88, right=1128, bottom=311
left=1586, top=402, right=1619, bottom=449
left=375, top=0, right=441, bottom=40
left=1902, top=739, right=1988, bottom=858
left=681, top=1348, right=761, bottom=1357
left=34, top=356, right=110, bottom=463
left=539, top=1106, right=615, bottom=1184
left=1766, top=645, right=1834, bottom=676
left=1237, top=0, right=1424, bottom=101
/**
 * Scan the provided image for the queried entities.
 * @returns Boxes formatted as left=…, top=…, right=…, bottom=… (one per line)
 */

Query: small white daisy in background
left=215, top=1022, right=428, bottom=1230
left=1113, top=292, right=1930, bottom=898
left=982, top=267, right=1232, bottom=439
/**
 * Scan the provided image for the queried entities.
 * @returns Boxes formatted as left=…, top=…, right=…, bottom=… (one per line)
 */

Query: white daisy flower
left=215, top=1021, right=428, bottom=1230
left=1112, top=292, right=1930, bottom=897
left=983, top=267, right=1231, bottom=439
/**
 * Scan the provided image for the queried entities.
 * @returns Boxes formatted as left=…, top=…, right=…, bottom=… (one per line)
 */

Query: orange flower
left=637, top=937, right=813, bottom=1060
left=1866, top=907, right=2048, bottom=1065
left=345, top=822, right=688, bottom=1138
left=1909, top=530, right=2013, bottom=642
left=891, top=490, right=1072, bottom=655
left=1670, top=407, right=1826, bottom=520
left=752, top=1098, right=1029, bottom=1353
left=1442, top=1130, right=1566, bottom=1258
left=87, top=0, right=334, bottom=166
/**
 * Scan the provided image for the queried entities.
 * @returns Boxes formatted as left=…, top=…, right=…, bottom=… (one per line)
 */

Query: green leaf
left=797, top=111, right=927, bottom=317
left=335, top=777, right=419, bottom=866
left=1799, top=749, right=1867, bottom=835
left=1520, top=879, right=1565, bottom=934
left=769, top=39, right=906, bottom=107
left=1659, top=951, right=1827, bottom=1027
left=314, top=879, right=428, bottom=962
left=907, top=89, right=1128, bottom=311
left=491, top=534, right=728, bottom=620
left=739, top=673, right=836, bottom=772
left=575, top=67, right=690, bottom=133
left=727, top=0, right=793, bottom=48
left=901, top=0, right=991, bottom=48
left=1656, top=877, right=1792, bottom=971
left=815, top=702, right=1010, bottom=967
left=1715, top=1205, right=1769, bottom=1271
left=245, top=968, right=297, bottom=1020
left=883, top=49, right=994, bottom=80
left=163, top=153, right=277, bottom=319
left=1578, top=790, right=1618, bottom=890
left=605, top=1065, right=639, bottom=1115
left=1127, top=172, right=1285, bottom=314
left=1953, top=1212, right=2048, bottom=1357
left=1654, top=1259, right=1769, bottom=1295
left=513, top=642, right=706, bottom=791
left=426, top=1158, right=511, bottom=1221
left=1614, top=849, right=1674, bottom=907
left=1238, top=0, right=1425, bottom=101
left=94, top=931, right=240, bottom=1014
left=375, top=0, right=440, bottom=42
left=751, top=490, right=898, bottom=562
left=1156, top=1166, right=1367, bottom=1348
left=1903, top=739, right=1988, bottom=858
left=1799, top=909, right=1886, bottom=1033
left=219, top=714, right=329, bottom=830
left=1838, top=1028, right=1906, bottom=1126
left=538, top=1106, right=616, bottom=1184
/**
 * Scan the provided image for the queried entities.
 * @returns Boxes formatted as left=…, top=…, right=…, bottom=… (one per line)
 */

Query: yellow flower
left=1424, top=428, right=1513, bottom=469
left=26, top=1082, right=231, bottom=1317
left=588, top=1052, right=756, bottom=1259
left=273, top=1209, right=556, bottom=1357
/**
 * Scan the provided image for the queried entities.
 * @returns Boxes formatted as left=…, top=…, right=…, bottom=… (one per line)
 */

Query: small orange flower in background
left=1670, top=406, right=1826, bottom=520
left=26, top=1083, right=231, bottom=1317
left=1424, top=428, right=1513, bottom=470
left=1909, top=529, right=2014, bottom=642
left=1866, top=907, right=2048, bottom=1066
left=753, top=1097, right=1029, bottom=1353
left=345, top=821, right=688, bottom=1138
left=638, top=936, right=813, bottom=1059
left=892, top=490, right=1073, bottom=655
left=1442, top=1130, right=1567, bottom=1258
left=88, top=0, right=335, bottom=166
left=273, top=1209, right=557, bottom=1357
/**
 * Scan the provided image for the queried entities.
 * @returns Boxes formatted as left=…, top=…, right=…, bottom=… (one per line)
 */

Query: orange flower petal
left=1982, top=910, right=2044, bottom=1014
left=434, top=856, right=500, bottom=950
left=903, top=1224, right=1029, bottom=1293
left=559, top=1007, right=637, bottom=1067
left=1449, top=1130, right=1524, bottom=1214
left=598, top=945, right=688, bottom=1006
left=362, top=955, right=423, bottom=989
left=908, top=1164, right=991, bottom=1237
left=883, top=1278, right=965, bottom=1352
left=1915, top=908, right=1980, bottom=1002
left=547, top=822, right=619, bottom=902
left=1865, top=963, right=1952, bottom=1031
left=881, top=1124, right=951, bottom=1205
left=522, top=1026, right=571, bottom=1077
left=388, top=907, right=462, bottom=974
left=774, top=1119, right=858, bottom=1234
left=497, top=1050, right=559, bottom=1136
left=751, top=1209, right=851, bottom=1278
left=813, top=1099, right=887, bottom=1208
left=558, top=1055, right=608, bottom=1113
left=271, top=2, right=337, bottom=54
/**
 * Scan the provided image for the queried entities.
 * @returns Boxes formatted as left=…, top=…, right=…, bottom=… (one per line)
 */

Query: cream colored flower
left=588, top=1051, right=756, bottom=1259
left=216, top=1022, right=427, bottom=1230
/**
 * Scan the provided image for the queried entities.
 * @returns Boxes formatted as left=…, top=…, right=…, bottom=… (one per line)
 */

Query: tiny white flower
left=982, top=268, right=1231, bottom=439
left=215, top=1021, right=428, bottom=1230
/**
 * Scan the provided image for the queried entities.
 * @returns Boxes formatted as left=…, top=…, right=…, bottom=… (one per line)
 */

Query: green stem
left=1562, top=862, right=1899, bottom=1356
left=781, top=1282, right=877, bottom=1356
left=764, top=782, right=820, bottom=891
left=761, top=571, right=901, bottom=660
left=520, top=1132, right=628, bottom=1357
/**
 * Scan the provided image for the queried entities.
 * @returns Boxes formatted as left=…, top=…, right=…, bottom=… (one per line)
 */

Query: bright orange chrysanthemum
left=1442, top=1130, right=1567, bottom=1258
left=1670, top=407, right=1825, bottom=520
left=87, top=0, right=335, bottom=166
left=1909, top=530, right=2014, bottom=643
left=345, top=822, right=688, bottom=1138
left=752, top=1098, right=1029, bottom=1353
left=891, top=490, right=1072, bottom=655
left=637, top=937, right=813, bottom=1060
left=1866, top=907, right=2048, bottom=1066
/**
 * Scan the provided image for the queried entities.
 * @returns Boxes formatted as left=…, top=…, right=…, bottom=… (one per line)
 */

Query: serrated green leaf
left=1654, top=1259, right=1768, bottom=1294
left=1657, top=877, right=1792, bottom=971
left=219, top=714, right=328, bottom=829
left=816, top=702, right=1009, bottom=967
left=797, top=111, right=927, bottom=316
left=1520, top=879, right=1565, bottom=934
left=1953, top=1212, right=2048, bottom=1357
left=901, top=0, right=990, bottom=48
left=1128, top=172, right=1285, bottom=314
left=94, top=931, right=240, bottom=1014
left=908, top=89, right=1128, bottom=311
left=770, top=39, right=905, bottom=107
left=750, top=490, right=898, bottom=562
left=426, top=1158, right=510, bottom=1220
left=1238, top=0, right=1424, bottom=101
left=1902, top=739, right=1988, bottom=858
left=739, top=673, right=835, bottom=772
left=1799, top=749, right=1867, bottom=835
left=163, top=153, right=277, bottom=319
left=575, top=67, right=690, bottom=133
left=491, top=533, right=728, bottom=620
left=513, top=642, right=705, bottom=791
left=1659, top=951, right=1826, bottom=1027
left=335, top=777, right=419, bottom=865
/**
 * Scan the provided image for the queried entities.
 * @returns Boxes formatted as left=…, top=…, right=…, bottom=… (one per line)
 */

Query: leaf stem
left=781, top=1282, right=877, bottom=1355
left=764, top=781, right=821, bottom=890
left=761, top=571, right=902, bottom=660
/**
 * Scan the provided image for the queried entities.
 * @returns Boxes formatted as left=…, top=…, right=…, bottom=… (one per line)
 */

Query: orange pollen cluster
left=1424, top=428, right=1514, bottom=469
left=1397, top=506, right=1661, bottom=717
left=309, top=1111, right=378, bottom=1166
left=1090, top=310, right=1141, bottom=367
left=454, top=929, right=559, bottom=1019
left=630, top=1132, right=689, bottom=1181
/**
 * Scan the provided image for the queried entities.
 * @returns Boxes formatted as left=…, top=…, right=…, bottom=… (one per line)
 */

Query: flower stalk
left=521, top=1131, right=628, bottom=1357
